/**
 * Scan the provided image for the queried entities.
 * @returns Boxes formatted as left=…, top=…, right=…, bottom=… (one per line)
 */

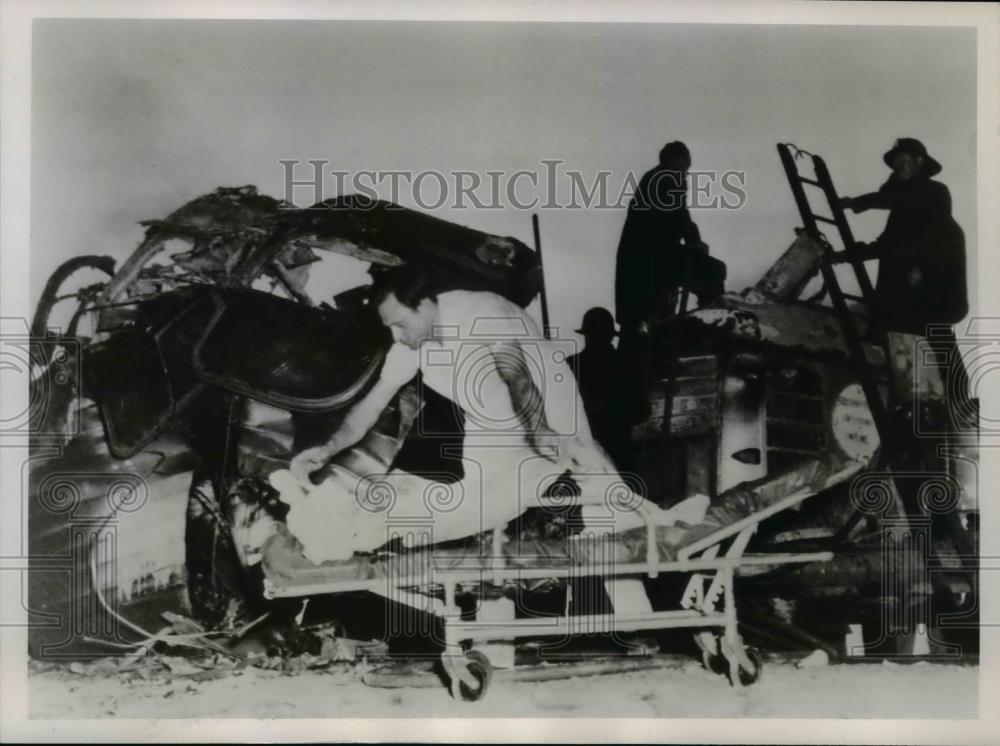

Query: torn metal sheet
left=687, top=295, right=884, bottom=365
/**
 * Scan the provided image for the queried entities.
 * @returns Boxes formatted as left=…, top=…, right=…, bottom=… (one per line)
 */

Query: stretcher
left=260, top=453, right=864, bottom=700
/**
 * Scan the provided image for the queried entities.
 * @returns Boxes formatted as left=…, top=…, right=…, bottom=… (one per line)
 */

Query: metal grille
left=765, top=363, right=827, bottom=473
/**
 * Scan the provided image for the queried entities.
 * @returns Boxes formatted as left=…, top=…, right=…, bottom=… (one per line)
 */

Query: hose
left=85, top=510, right=245, bottom=659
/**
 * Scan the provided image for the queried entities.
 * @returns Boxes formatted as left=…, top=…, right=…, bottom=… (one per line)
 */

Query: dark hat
left=575, top=306, right=617, bottom=337
left=883, top=138, right=942, bottom=176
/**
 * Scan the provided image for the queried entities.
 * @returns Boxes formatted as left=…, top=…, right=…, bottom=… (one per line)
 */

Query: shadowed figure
left=566, top=307, right=629, bottom=468
left=840, top=137, right=970, bottom=412
left=614, top=140, right=709, bottom=339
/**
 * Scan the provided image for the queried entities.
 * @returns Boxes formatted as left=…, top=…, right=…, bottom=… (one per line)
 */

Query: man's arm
left=290, top=344, right=418, bottom=482
left=844, top=191, right=891, bottom=213
left=679, top=206, right=706, bottom=250
left=331, top=378, right=402, bottom=452
left=842, top=176, right=898, bottom=213
left=491, top=339, right=558, bottom=459
left=494, top=339, right=619, bottom=477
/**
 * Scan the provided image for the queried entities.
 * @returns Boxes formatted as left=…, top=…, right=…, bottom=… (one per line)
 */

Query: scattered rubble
left=796, top=649, right=830, bottom=668
left=29, top=654, right=978, bottom=719
left=40, top=611, right=393, bottom=693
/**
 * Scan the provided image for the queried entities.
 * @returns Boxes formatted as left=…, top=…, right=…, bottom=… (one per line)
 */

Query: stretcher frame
left=262, top=469, right=845, bottom=700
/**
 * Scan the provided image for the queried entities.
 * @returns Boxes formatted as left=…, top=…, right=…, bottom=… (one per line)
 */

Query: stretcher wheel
left=702, top=650, right=728, bottom=675
left=729, top=646, right=763, bottom=687
left=457, top=650, right=493, bottom=702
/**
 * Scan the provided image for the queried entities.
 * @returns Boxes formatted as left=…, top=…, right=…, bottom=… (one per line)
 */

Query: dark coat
left=615, top=166, right=701, bottom=332
left=852, top=174, right=967, bottom=334
left=566, top=343, right=628, bottom=465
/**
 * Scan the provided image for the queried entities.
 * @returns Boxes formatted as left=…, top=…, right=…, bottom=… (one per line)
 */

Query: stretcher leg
left=694, top=630, right=726, bottom=673
left=719, top=566, right=762, bottom=687
left=440, top=581, right=495, bottom=701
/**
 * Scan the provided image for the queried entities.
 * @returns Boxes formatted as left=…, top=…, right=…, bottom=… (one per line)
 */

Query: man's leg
left=352, top=466, right=497, bottom=548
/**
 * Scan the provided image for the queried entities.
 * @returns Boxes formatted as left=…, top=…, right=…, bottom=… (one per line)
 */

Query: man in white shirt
left=287, top=266, right=671, bottom=558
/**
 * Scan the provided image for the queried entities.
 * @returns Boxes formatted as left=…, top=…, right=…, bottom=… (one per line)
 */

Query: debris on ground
left=28, top=655, right=978, bottom=719
left=44, top=616, right=394, bottom=692
left=796, top=649, right=830, bottom=668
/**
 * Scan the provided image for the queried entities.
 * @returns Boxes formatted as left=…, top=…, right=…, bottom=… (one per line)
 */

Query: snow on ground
left=29, top=658, right=977, bottom=719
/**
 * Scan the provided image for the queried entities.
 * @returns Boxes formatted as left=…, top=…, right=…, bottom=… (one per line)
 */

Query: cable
left=86, top=509, right=243, bottom=658
left=88, top=513, right=157, bottom=641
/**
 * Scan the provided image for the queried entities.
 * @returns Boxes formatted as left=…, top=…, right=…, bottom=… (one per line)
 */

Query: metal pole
left=532, top=213, right=551, bottom=339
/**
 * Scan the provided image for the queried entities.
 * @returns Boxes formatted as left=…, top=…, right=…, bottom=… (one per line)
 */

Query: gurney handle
left=676, top=462, right=864, bottom=560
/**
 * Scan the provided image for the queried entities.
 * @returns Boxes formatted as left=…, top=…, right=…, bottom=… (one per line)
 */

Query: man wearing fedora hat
left=567, top=307, right=624, bottom=462
left=840, top=137, right=969, bottom=408
left=840, top=137, right=968, bottom=334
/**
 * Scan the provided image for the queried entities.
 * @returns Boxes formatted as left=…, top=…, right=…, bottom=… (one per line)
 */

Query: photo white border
left=1, top=0, right=997, bottom=742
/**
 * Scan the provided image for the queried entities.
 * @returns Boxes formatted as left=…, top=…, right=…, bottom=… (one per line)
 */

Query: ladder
left=777, top=144, right=890, bottom=454
left=776, top=143, right=975, bottom=566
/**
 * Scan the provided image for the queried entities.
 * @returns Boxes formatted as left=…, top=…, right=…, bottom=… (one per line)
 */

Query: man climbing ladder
left=776, top=140, right=976, bottom=574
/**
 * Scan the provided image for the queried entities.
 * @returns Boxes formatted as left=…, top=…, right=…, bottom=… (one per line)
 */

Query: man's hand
left=290, top=444, right=334, bottom=484
left=907, top=267, right=923, bottom=287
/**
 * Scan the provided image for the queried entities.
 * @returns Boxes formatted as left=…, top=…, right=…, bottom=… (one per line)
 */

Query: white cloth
left=270, top=469, right=368, bottom=563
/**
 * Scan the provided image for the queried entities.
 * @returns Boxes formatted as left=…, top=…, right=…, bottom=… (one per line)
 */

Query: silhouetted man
left=566, top=307, right=622, bottom=461
left=840, top=137, right=970, bottom=408
left=614, top=141, right=709, bottom=435
left=840, top=138, right=967, bottom=336
left=615, top=140, right=708, bottom=338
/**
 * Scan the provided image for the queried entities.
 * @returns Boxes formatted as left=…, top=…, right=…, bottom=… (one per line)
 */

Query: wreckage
left=28, top=148, right=978, bottom=693
left=29, top=186, right=543, bottom=633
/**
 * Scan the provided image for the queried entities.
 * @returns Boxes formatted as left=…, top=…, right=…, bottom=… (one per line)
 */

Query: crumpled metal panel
left=273, top=195, right=542, bottom=306
left=140, top=184, right=282, bottom=237
left=102, top=186, right=542, bottom=310
left=687, top=296, right=884, bottom=365
left=753, top=233, right=825, bottom=302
